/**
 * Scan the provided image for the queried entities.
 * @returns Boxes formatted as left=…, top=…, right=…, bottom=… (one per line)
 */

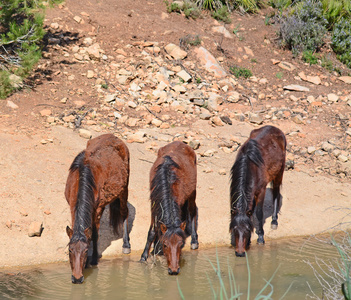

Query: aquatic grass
left=178, top=248, right=292, bottom=299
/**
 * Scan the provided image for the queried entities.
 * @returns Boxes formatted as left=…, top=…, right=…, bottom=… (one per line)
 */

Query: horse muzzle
left=168, top=267, right=180, bottom=275
left=235, top=251, right=246, bottom=257
left=71, top=275, right=84, bottom=284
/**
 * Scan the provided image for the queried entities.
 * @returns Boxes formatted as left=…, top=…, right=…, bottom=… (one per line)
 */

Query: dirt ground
left=0, top=0, right=351, bottom=268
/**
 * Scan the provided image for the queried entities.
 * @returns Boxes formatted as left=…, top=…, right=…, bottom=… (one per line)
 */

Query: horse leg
left=255, top=190, right=266, bottom=244
left=140, top=224, right=156, bottom=262
left=188, top=191, right=199, bottom=250
left=120, top=189, right=131, bottom=254
left=271, top=171, right=283, bottom=230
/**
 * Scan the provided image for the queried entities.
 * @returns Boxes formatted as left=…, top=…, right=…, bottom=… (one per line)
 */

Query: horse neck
left=72, top=159, right=96, bottom=240
left=151, top=156, right=182, bottom=228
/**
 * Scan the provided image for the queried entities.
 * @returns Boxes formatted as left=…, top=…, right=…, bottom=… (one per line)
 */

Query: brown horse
left=230, top=125, right=286, bottom=257
left=140, top=141, right=198, bottom=275
left=65, top=134, right=130, bottom=283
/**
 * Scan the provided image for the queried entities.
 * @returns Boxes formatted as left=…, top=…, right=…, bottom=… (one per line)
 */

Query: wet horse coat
left=65, top=134, right=130, bottom=283
left=230, top=125, right=286, bottom=257
left=140, top=141, right=198, bottom=275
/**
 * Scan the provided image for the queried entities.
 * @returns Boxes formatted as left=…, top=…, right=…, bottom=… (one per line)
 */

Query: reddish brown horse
left=230, top=125, right=286, bottom=257
left=65, top=134, right=130, bottom=283
left=140, top=141, right=198, bottom=275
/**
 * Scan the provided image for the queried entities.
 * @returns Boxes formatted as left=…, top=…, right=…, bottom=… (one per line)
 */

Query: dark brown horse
left=230, top=125, right=286, bottom=257
left=140, top=141, right=198, bottom=275
left=65, top=134, right=130, bottom=283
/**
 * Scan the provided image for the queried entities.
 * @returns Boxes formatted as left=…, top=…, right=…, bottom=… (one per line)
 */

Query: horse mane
left=69, top=151, right=96, bottom=243
left=230, top=139, right=264, bottom=230
left=151, top=155, right=184, bottom=237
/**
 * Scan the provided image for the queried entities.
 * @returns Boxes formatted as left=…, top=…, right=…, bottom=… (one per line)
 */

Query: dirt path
left=1, top=120, right=350, bottom=268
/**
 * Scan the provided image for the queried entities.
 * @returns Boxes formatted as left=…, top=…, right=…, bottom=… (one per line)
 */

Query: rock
left=346, top=129, right=351, bottom=136
left=278, top=61, right=296, bottom=71
left=285, top=160, right=295, bottom=170
left=307, top=146, right=316, bottom=154
left=327, top=93, right=339, bottom=102
left=127, top=101, right=137, bottom=108
left=189, top=140, right=200, bottom=150
left=338, top=155, right=348, bottom=162
left=200, top=112, right=211, bottom=120
left=6, top=100, right=18, bottom=109
left=194, top=47, right=227, bottom=78
left=73, top=16, right=82, bottom=23
left=86, top=43, right=101, bottom=60
left=249, top=113, right=263, bottom=124
left=151, top=118, right=163, bottom=127
left=244, top=46, right=254, bottom=56
left=339, top=76, right=351, bottom=84
left=292, top=114, right=304, bottom=124
left=28, top=221, right=43, bottom=237
left=177, top=70, right=192, bottom=82
left=9, top=74, right=22, bottom=88
left=125, top=117, right=139, bottom=127
left=165, top=43, right=187, bottom=60
left=79, top=129, right=92, bottom=139
left=212, top=25, right=233, bottom=38
left=202, top=149, right=217, bottom=157
left=19, top=208, right=28, bottom=216
left=86, top=70, right=95, bottom=78
left=212, top=116, right=224, bottom=126
left=220, top=116, right=232, bottom=125
left=321, top=142, right=334, bottom=152
left=227, top=91, right=240, bottom=103
left=104, top=94, right=116, bottom=103
left=283, top=84, right=310, bottom=92
left=128, top=131, right=146, bottom=143
left=5, top=220, right=12, bottom=229
left=50, top=22, right=60, bottom=29
left=218, top=169, right=227, bottom=175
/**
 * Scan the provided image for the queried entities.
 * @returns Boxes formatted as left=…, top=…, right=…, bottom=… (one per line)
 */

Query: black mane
left=230, top=139, right=264, bottom=230
left=69, top=151, right=96, bottom=243
left=151, top=155, right=184, bottom=237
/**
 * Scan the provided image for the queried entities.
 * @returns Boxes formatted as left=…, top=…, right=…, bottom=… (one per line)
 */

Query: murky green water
left=0, top=236, right=341, bottom=299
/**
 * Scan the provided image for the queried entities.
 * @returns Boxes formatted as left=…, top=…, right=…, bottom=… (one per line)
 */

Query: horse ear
left=180, top=221, right=186, bottom=232
left=160, top=223, right=167, bottom=234
left=84, top=227, right=92, bottom=240
left=66, top=226, right=73, bottom=239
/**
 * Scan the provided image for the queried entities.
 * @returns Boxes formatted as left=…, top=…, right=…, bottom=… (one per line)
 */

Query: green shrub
left=230, top=65, right=252, bottom=78
left=212, top=5, right=231, bottom=23
left=278, top=0, right=328, bottom=55
left=0, top=0, right=62, bottom=99
left=332, top=17, right=351, bottom=68
left=191, top=0, right=262, bottom=13
left=320, top=0, right=351, bottom=29
left=302, top=50, right=318, bottom=65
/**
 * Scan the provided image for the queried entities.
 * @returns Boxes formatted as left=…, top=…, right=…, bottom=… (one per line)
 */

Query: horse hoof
left=140, top=257, right=147, bottom=263
left=122, top=247, right=131, bottom=254
left=257, top=238, right=265, bottom=245
left=271, top=224, right=278, bottom=230
left=191, top=243, right=199, bottom=250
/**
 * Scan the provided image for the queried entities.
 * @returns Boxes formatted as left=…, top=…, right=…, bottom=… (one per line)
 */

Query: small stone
left=127, top=101, right=137, bottom=108
left=177, top=70, right=192, bottom=82
left=249, top=113, right=263, bottom=124
left=202, top=149, right=216, bottom=157
left=220, top=116, right=232, bottom=125
left=86, top=70, right=95, bottom=78
left=283, top=85, right=310, bottom=92
left=60, top=97, right=68, bottom=104
left=244, top=47, right=254, bottom=56
left=151, top=118, right=163, bottom=127
left=28, top=221, right=43, bottom=237
left=127, top=131, right=146, bottom=143
left=6, top=220, right=12, bottom=229
left=203, top=168, right=213, bottom=173
left=278, top=61, right=296, bottom=71
left=125, top=118, right=139, bottom=127
left=321, top=142, right=334, bottom=152
left=8, top=74, right=22, bottom=88
left=327, top=93, right=339, bottom=102
left=73, top=16, right=82, bottom=23
left=292, top=114, right=304, bottom=124
left=346, top=129, right=351, bottom=136
left=218, top=169, right=226, bottom=175
left=44, top=210, right=51, bottom=215
left=6, top=100, right=18, bottom=109
left=19, top=208, right=28, bottom=217
left=307, top=146, right=316, bottom=154
left=40, top=109, right=52, bottom=117
left=79, top=129, right=92, bottom=139
left=339, top=76, right=351, bottom=84
left=104, top=94, right=116, bottom=103
left=227, top=91, right=240, bottom=103
left=338, top=155, right=348, bottom=162
left=200, top=112, right=211, bottom=120
left=212, top=116, right=224, bottom=126
left=285, top=160, right=295, bottom=170
left=165, top=43, right=187, bottom=60
left=50, top=22, right=60, bottom=29
left=189, top=140, right=200, bottom=150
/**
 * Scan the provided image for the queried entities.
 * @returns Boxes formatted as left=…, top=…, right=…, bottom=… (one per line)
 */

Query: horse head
left=231, top=211, right=253, bottom=257
left=160, top=222, right=186, bottom=275
left=66, top=226, right=92, bottom=284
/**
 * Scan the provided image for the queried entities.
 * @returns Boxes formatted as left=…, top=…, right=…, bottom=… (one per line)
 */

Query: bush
left=332, top=17, right=351, bottom=69
left=278, top=0, right=328, bottom=55
left=0, top=0, right=62, bottom=99
left=320, top=0, right=351, bottom=29
left=229, top=65, right=252, bottom=78
left=212, top=5, right=231, bottom=23
left=192, top=0, right=262, bottom=13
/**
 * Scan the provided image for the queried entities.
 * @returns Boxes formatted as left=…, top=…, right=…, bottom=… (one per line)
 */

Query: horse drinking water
left=65, top=134, right=130, bottom=283
left=230, top=125, right=286, bottom=257
left=140, top=141, right=198, bottom=275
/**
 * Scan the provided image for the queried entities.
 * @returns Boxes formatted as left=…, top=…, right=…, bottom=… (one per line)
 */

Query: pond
left=0, top=235, right=341, bottom=299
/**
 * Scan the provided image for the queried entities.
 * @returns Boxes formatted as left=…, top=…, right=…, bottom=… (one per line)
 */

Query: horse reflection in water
left=65, top=134, right=131, bottom=283
left=140, top=141, right=199, bottom=275
left=230, top=125, right=286, bottom=257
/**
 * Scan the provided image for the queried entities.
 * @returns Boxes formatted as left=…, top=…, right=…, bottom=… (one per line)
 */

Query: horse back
left=151, top=141, right=197, bottom=206
left=250, top=126, right=286, bottom=181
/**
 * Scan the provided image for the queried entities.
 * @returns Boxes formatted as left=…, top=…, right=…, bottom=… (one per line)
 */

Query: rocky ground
left=0, top=0, right=351, bottom=268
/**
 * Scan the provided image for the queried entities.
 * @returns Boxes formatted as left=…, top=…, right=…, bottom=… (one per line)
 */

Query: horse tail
left=109, top=196, right=127, bottom=235
left=151, top=155, right=181, bottom=228
left=70, top=151, right=96, bottom=236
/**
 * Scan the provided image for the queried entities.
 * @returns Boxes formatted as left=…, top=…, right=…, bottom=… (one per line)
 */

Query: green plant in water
left=177, top=249, right=292, bottom=299
left=212, top=6, right=231, bottom=24
left=302, top=50, right=318, bottom=65
left=230, top=66, right=252, bottom=78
